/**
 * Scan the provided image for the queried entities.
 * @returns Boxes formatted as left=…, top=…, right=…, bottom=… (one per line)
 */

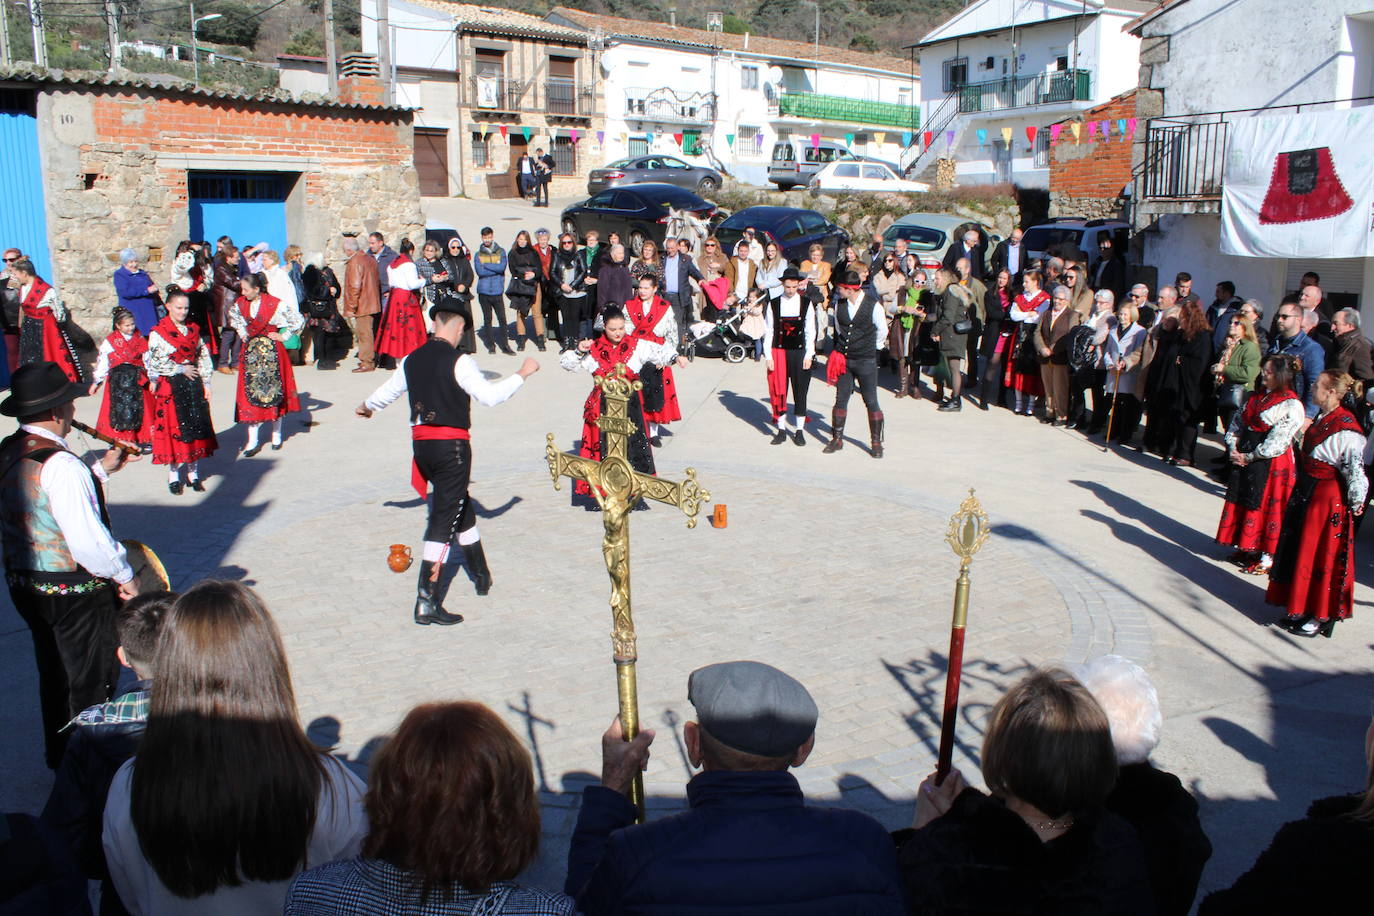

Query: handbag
left=282, top=332, right=301, bottom=350
left=952, top=319, right=973, bottom=335
left=1217, top=382, right=1246, bottom=411
left=303, top=297, right=333, bottom=320
left=506, top=275, right=535, bottom=298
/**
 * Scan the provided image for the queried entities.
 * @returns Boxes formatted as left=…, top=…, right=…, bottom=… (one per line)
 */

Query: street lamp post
left=190, top=3, right=221, bottom=86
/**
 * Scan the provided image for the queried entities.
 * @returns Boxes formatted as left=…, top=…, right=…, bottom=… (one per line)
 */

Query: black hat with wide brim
left=0, top=362, right=89, bottom=417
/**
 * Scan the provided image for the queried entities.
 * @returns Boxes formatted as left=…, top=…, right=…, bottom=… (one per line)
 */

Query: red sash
left=1299, top=407, right=1363, bottom=478
left=625, top=295, right=670, bottom=345
left=106, top=331, right=149, bottom=369
left=1014, top=290, right=1048, bottom=314
left=153, top=317, right=202, bottom=364
left=20, top=278, right=53, bottom=318
left=237, top=295, right=281, bottom=337
left=410, top=425, right=471, bottom=498
left=1240, top=388, right=1298, bottom=433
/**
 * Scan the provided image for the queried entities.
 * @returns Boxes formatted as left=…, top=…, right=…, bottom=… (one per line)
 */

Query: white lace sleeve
left=39, top=287, right=66, bottom=323
left=92, top=339, right=114, bottom=384
left=228, top=303, right=248, bottom=336
left=276, top=296, right=305, bottom=336
left=1337, top=431, right=1369, bottom=506
left=1250, top=399, right=1305, bottom=460
left=561, top=349, right=596, bottom=373
left=144, top=332, right=178, bottom=380
left=196, top=340, right=213, bottom=379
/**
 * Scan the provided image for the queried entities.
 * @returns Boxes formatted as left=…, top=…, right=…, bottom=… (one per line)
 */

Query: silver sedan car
left=587, top=155, right=722, bottom=195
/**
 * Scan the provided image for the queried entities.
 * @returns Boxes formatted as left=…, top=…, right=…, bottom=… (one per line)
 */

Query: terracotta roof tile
left=406, top=1, right=589, bottom=40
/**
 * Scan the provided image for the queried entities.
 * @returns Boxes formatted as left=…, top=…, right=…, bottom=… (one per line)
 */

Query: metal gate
left=0, top=89, right=52, bottom=280
left=187, top=172, right=289, bottom=255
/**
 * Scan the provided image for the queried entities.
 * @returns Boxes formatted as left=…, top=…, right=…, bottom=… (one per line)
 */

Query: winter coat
left=113, top=266, right=158, bottom=320
left=211, top=260, right=242, bottom=327
left=474, top=243, right=507, bottom=297
left=567, top=771, right=905, bottom=916
left=934, top=284, right=973, bottom=360
left=896, top=788, right=1155, bottom=916
left=1105, top=762, right=1212, bottom=916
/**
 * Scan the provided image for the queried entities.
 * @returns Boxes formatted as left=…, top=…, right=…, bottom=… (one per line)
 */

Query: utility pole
left=105, top=0, right=121, bottom=73
left=1, top=0, right=12, bottom=68
left=376, top=0, right=392, bottom=105
left=323, top=0, right=338, bottom=98
left=29, top=0, right=47, bottom=68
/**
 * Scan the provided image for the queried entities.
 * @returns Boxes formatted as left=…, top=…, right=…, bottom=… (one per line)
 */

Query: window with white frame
left=741, top=65, right=759, bottom=90
left=738, top=125, right=761, bottom=157
left=941, top=57, right=969, bottom=92
left=629, top=136, right=649, bottom=157
left=1033, top=128, right=1050, bottom=168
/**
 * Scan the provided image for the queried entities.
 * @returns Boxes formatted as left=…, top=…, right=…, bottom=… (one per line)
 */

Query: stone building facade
left=1047, top=91, right=1136, bottom=220
left=8, top=70, right=422, bottom=335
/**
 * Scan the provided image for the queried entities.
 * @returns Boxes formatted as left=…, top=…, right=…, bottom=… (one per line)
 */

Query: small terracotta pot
left=387, top=544, right=413, bottom=573
left=711, top=504, right=727, bottom=528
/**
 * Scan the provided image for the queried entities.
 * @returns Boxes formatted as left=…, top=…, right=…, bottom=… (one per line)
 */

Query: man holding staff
left=0, top=362, right=139, bottom=768
left=357, top=301, right=539, bottom=627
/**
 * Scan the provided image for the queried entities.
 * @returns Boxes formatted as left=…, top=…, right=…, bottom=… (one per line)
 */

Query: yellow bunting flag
left=1001, top=127, right=1012, bottom=146
left=1070, top=122, right=1081, bottom=142
left=872, top=131, right=885, bottom=146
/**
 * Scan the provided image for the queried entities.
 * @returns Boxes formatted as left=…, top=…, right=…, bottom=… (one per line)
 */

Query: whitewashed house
left=907, top=0, right=1145, bottom=187
left=1129, top=0, right=1374, bottom=312
left=545, top=7, right=918, bottom=187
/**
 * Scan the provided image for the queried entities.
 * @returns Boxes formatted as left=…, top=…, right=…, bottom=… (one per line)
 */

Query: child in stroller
left=684, top=289, right=766, bottom=363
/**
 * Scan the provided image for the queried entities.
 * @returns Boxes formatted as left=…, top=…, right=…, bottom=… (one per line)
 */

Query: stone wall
left=37, top=85, right=423, bottom=334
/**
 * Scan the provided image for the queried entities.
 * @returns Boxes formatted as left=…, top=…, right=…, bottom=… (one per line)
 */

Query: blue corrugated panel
left=0, top=100, right=52, bottom=281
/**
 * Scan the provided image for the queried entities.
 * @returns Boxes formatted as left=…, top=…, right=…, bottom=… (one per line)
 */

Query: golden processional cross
left=546, top=363, right=711, bottom=819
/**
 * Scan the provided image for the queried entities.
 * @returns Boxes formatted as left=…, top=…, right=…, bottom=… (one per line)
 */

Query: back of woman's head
left=981, top=668, right=1118, bottom=819
left=133, top=581, right=324, bottom=898
left=364, top=702, right=540, bottom=898
left=1178, top=301, right=1210, bottom=340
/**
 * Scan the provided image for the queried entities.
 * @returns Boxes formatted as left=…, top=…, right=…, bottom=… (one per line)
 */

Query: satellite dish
left=763, top=83, right=776, bottom=101
left=767, top=65, right=783, bottom=84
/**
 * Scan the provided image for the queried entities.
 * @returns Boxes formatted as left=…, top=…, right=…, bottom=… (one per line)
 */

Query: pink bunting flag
left=1126, top=117, right=1138, bottom=140
left=810, top=134, right=820, bottom=149
left=570, top=128, right=580, bottom=143
left=1050, top=123, right=1062, bottom=143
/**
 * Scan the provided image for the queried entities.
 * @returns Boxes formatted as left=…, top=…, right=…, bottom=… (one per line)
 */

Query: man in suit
left=534, top=147, right=557, bottom=207
left=989, top=227, right=1025, bottom=280
left=343, top=236, right=381, bottom=372
left=661, top=236, right=704, bottom=334
left=941, top=228, right=985, bottom=281
left=1090, top=237, right=1128, bottom=302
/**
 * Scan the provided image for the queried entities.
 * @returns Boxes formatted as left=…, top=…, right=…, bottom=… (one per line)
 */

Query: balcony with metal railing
left=774, top=92, right=920, bottom=129
left=544, top=77, right=596, bottom=118
left=624, top=87, right=716, bottom=125
left=956, top=69, right=1091, bottom=113
left=466, top=74, right=524, bottom=113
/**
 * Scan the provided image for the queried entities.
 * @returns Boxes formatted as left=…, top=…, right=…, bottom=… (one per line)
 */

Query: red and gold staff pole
left=935, top=489, right=990, bottom=784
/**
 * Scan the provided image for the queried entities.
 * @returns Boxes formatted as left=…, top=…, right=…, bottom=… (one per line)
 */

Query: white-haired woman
left=112, top=247, right=160, bottom=335
left=301, top=252, right=342, bottom=367
left=1076, top=655, right=1213, bottom=916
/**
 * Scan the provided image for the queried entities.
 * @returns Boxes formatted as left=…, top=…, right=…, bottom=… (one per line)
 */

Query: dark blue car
left=560, top=184, right=717, bottom=256
left=713, top=206, right=849, bottom=264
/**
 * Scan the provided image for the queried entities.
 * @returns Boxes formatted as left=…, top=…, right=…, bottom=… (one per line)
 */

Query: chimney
left=743, top=32, right=749, bottom=49
left=668, top=6, right=676, bottom=27
left=337, top=53, right=386, bottom=106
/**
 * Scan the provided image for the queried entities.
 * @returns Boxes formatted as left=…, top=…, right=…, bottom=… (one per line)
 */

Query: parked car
left=768, top=138, right=856, bottom=190
left=561, top=184, right=717, bottom=256
left=425, top=220, right=460, bottom=250
left=713, top=206, right=849, bottom=264
left=808, top=160, right=930, bottom=194
left=1022, top=218, right=1130, bottom=264
left=881, top=214, right=1000, bottom=273
left=587, top=155, right=722, bottom=194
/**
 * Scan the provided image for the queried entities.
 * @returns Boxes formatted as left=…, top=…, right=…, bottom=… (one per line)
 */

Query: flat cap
left=688, top=661, right=817, bottom=759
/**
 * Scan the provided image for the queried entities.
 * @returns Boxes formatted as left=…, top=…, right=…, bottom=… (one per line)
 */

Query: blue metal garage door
left=187, top=172, right=289, bottom=255
left=0, top=89, right=52, bottom=280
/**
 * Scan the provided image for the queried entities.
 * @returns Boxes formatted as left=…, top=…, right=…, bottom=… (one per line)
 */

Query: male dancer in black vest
left=824, top=271, right=887, bottom=458
left=357, top=301, right=539, bottom=626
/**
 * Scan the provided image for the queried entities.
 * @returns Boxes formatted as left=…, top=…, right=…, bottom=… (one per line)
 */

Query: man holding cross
left=357, top=301, right=539, bottom=627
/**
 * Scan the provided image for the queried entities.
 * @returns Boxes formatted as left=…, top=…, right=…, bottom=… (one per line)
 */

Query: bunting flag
left=903, top=131, right=913, bottom=147
left=1117, top=119, right=1128, bottom=143
left=1000, top=127, right=1012, bottom=146
left=922, top=130, right=932, bottom=149
left=1126, top=117, right=1138, bottom=140
left=620, top=132, right=629, bottom=145
left=570, top=128, right=580, bottom=144
left=975, top=129, right=987, bottom=147
left=521, top=125, right=531, bottom=141
left=1069, top=122, right=1081, bottom=142
left=1087, top=122, right=1097, bottom=139
left=1101, top=119, right=1112, bottom=140
left=945, top=129, right=955, bottom=149
left=1025, top=125, right=1038, bottom=145
left=810, top=133, right=820, bottom=149
left=755, top=132, right=763, bottom=149
left=844, top=132, right=854, bottom=147
left=596, top=130, right=605, bottom=145
left=726, top=133, right=735, bottom=147
left=1050, top=123, right=1062, bottom=143
left=498, top=124, right=508, bottom=140
left=673, top=132, right=683, bottom=147
left=873, top=131, right=885, bottom=146
left=646, top=132, right=655, bottom=145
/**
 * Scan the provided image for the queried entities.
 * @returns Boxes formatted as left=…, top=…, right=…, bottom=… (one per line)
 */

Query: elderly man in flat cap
left=565, top=660, right=904, bottom=914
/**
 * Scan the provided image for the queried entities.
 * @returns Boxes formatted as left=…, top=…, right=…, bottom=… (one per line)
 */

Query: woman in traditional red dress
left=146, top=290, right=218, bottom=494
left=559, top=306, right=663, bottom=498
left=91, top=307, right=154, bottom=449
left=1267, top=370, right=1368, bottom=638
left=229, top=272, right=304, bottom=456
left=1004, top=267, right=1048, bottom=416
left=1216, top=354, right=1305, bottom=575
left=10, top=258, right=83, bottom=382
left=623, top=274, right=689, bottom=448
left=376, top=238, right=428, bottom=366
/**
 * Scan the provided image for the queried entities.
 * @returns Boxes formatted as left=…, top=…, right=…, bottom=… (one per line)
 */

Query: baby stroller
left=684, top=308, right=751, bottom=363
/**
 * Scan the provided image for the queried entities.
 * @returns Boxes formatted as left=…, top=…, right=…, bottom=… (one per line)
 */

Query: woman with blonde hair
left=629, top=238, right=665, bottom=289
left=104, top=581, right=367, bottom=913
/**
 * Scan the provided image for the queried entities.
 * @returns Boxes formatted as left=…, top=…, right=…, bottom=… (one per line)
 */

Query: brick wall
left=40, top=84, right=424, bottom=331
left=1048, top=90, right=1135, bottom=218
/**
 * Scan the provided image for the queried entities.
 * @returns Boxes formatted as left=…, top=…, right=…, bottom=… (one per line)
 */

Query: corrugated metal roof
left=0, top=64, right=411, bottom=113
left=406, top=1, right=589, bottom=41
left=547, top=7, right=914, bottom=75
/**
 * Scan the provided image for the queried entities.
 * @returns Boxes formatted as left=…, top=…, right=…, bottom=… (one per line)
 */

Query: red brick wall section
left=1048, top=91, right=1136, bottom=201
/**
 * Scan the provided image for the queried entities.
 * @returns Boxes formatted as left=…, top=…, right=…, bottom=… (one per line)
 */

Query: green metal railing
left=956, top=69, right=1092, bottom=113
left=777, top=92, right=920, bottom=130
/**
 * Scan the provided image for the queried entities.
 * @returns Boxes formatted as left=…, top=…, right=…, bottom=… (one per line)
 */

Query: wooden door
left=413, top=128, right=450, bottom=197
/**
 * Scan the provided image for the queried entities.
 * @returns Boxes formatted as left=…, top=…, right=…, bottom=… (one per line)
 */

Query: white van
left=768, top=138, right=856, bottom=190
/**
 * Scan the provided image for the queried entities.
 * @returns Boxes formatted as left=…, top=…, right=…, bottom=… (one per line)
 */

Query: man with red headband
left=824, top=271, right=887, bottom=458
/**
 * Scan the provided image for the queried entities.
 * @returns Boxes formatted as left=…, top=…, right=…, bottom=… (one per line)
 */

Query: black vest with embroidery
left=404, top=340, right=471, bottom=429
left=770, top=295, right=811, bottom=351
left=833, top=294, right=879, bottom=358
